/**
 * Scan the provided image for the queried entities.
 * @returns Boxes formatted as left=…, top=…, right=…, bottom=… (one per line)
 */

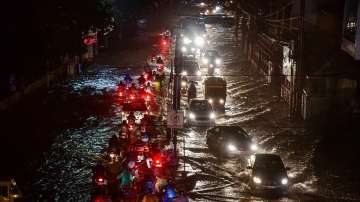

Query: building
left=341, top=0, right=360, bottom=60
left=242, top=0, right=360, bottom=120
left=300, top=0, right=360, bottom=120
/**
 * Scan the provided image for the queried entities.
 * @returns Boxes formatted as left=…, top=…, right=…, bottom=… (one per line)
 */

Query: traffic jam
left=177, top=4, right=291, bottom=199
left=90, top=30, right=184, bottom=201
left=90, top=3, right=292, bottom=202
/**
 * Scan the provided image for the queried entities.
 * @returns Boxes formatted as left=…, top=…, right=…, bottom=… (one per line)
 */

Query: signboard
left=167, top=110, right=184, bottom=128
left=282, top=46, right=293, bottom=82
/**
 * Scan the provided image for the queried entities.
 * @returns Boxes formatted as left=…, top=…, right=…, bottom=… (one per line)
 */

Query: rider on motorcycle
left=127, top=112, right=136, bottom=123
left=120, top=120, right=129, bottom=139
left=187, top=81, right=197, bottom=103
left=124, top=73, right=133, bottom=86
left=138, top=75, right=146, bottom=87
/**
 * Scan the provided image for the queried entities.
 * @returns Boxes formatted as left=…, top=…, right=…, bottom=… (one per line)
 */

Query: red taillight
left=130, top=95, right=135, bottom=100
left=129, top=124, right=134, bottom=130
left=144, top=74, right=148, bottom=79
left=119, top=92, right=123, bottom=96
left=162, top=41, right=167, bottom=45
left=97, top=177, right=104, bottom=182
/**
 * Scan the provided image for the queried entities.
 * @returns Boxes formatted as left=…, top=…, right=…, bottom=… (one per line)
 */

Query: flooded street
left=177, top=24, right=324, bottom=201
left=1, top=5, right=360, bottom=202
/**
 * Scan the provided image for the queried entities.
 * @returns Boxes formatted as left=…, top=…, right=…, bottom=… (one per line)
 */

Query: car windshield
left=215, top=127, right=249, bottom=141
left=184, top=61, right=199, bottom=74
left=205, top=51, right=219, bottom=57
left=254, top=155, right=285, bottom=171
left=190, top=100, right=211, bottom=111
left=206, top=86, right=226, bottom=98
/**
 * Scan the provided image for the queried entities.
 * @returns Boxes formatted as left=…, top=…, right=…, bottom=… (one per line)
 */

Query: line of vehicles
left=91, top=32, right=189, bottom=202
left=177, top=3, right=291, bottom=195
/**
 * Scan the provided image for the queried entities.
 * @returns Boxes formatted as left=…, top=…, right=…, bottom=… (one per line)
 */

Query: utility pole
left=291, top=0, right=305, bottom=119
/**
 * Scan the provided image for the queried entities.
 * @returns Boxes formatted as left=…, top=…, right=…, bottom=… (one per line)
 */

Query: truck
left=203, top=76, right=227, bottom=110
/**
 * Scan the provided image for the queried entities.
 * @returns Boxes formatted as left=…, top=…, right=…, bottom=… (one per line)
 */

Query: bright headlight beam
left=253, top=176, right=262, bottom=184
left=209, top=112, right=215, bottom=119
left=183, top=37, right=192, bottom=44
left=194, top=36, right=205, bottom=47
left=202, top=58, right=209, bottom=64
left=215, top=58, right=221, bottom=65
left=281, top=178, right=288, bottom=185
left=189, top=113, right=195, bottom=120
left=227, top=144, right=237, bottom=151
left=250, top=144, right=258, bottom=151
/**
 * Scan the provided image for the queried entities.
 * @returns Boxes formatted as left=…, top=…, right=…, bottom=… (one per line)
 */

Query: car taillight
left=97, top=177, right=104, bottom=182
left=146, top=95, right=151, bottom=101
left=129, top=124, right=134, bottom=130
left=130, top=95, right=135, bottom=100
left=155, top=160, right=162, bottom=167
left=119, top=92, right=123, bottom=96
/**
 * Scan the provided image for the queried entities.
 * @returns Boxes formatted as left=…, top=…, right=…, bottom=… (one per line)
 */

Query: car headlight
left=227, top=144, right=237, bottom=151
left=208, top=98, right=213, bottom=104
left=219, top=99, right=224, bottom=104
left=209, top=64, right=213, bottom=68
left=194, top=36, right=204, bottom=47
left=197, top=71, right=201, bottom=76
left=181, top=46, right=187, bottom=52
left=181, top=81, right=187, bottom=87
left=215, top=58, right=221, bottom=65
left=191, top=47, right=195, bottom=52
left=202, top=34, right=206, bottom=38
left=182, top=71, right=187, bottom=76
left=203, top=58, right=209, bottom=64
left=209, top=112, right=215, bottom=119
left=189, top=113, right=195, bottom=120
left=183, top=37, right=192, bottom=44
left=253, top=176, right=262, bottom=184
left=281, top=178, right=288, bottom=185
left=250, top=144, right=258, bottom=151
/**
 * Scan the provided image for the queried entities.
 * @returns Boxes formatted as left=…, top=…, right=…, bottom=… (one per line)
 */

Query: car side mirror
left=286, top=167, right=291, bottom=171
left=246, top=166, right=252, bottom=169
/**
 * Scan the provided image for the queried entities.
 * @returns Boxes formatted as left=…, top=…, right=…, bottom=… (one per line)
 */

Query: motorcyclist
left=138, top=75, right=146, bottom=87
left=187, top=81, right=197, bottom=103
left=93, top=162, right=107, bottom=186
left=145, top=82, right=153, bottom=93
left=156, top=56, right=164, bottom=65
left=163, top=183, right=177, bottom=202
left=124, top=73, right=133, bottom=86
left=127, top=112, right=136, bottom=123
left=120, top=120, right=129, bottom=139
left=118, top=81, right=126, bottom=92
